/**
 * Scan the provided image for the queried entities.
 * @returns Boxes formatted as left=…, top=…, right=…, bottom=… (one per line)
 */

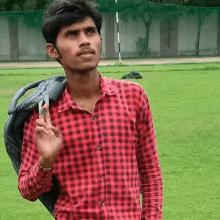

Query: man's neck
left=65, top=68, right=100, bottom=101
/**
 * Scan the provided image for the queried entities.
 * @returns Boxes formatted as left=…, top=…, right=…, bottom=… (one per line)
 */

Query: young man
left=18, top=0, right=163, bottom=219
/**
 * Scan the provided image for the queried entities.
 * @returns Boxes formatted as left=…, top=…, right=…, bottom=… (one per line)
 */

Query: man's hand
left=35, top=104, right=63, bottom=168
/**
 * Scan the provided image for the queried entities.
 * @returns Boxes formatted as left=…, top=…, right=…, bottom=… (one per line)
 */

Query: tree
left=194, top=8, right=211, bottom=56
left=96, top=0, right=184, bottom=57
left=0, top=0, right=51, bottom=11
left=185, top=0, right=214, bottom=56
left=109, top=0, right=182, bottom=57
left=157, top=0, right=220, bottom=56
left=0, top=0, right=7, bottom=11
left=96, top=0, right=220, bottom=57
left=1, top=0, right=220, bottom=58
left=207, top=0, right=220, bottom=7
left=96, top=0, right=156, bottom=57
left=118, top=0, right=160, bottom=57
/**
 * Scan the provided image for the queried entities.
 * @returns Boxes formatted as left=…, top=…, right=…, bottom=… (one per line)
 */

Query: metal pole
left=115, top=0, right=121, bottom=63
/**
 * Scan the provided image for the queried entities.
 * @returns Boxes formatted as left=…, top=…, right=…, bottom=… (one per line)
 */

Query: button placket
left=91, top=107, right=109, bottom=219
left=100, top=174, right=105, bottom=179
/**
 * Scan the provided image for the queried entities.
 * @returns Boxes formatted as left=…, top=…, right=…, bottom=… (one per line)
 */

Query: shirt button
left=92, top=116, right=96, bottom=120
left=101, top=202, right=105, bottom=205
left=97, top=146, right=100, bottom=150
left=100, top=174, right=104, bottom=179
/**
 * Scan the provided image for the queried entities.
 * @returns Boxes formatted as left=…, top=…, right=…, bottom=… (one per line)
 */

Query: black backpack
left=122, top=71, right=143, bottom=79
left=4, top=75, right=66, bottom=215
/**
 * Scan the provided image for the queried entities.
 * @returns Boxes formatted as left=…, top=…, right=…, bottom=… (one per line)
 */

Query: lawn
left=0, top=63, right=219, bottom=219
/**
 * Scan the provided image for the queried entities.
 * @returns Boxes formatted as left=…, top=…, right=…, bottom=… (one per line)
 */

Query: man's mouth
left=80, top=52, right=93, bottom=55
left=78, top=49, right=95, bottom=56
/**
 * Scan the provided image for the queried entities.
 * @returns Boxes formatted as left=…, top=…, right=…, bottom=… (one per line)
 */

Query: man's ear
left=100, top=37, right=102, bottom=53
left=46, top=43, right=59, bottom=59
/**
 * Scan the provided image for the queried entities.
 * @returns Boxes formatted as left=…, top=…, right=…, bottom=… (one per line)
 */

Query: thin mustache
left=77, top=48, right=95, bottom=56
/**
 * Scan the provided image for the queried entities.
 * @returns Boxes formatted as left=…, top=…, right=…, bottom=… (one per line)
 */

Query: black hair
left=42, top=0, right=102, bottom=47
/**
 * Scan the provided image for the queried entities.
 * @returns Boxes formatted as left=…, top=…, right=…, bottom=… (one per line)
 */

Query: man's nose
left=79, top=33, right=90, bottom=47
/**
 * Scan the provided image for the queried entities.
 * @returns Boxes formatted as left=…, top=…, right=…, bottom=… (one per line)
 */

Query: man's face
left=53, top=17, right=102, bottom=73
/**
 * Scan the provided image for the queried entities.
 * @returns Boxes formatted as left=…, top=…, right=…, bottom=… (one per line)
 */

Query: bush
left=135, top=37, right=152, bottom=57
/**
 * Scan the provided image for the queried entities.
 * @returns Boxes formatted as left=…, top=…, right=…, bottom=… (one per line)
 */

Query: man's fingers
left=35, top=126, right=49, bottom=135
left=40, top=103, right=51, bottom=126
left=39, top=103, right=49, bottom=120
left=36, top=121, right=62, bottom=137
left=36, top=119, right=49, bottom=129
left=45, top=108, right=51, bottom=126
left=51, top=126, right=63, bottom=139
left=38, top=103, right=51, bottom=126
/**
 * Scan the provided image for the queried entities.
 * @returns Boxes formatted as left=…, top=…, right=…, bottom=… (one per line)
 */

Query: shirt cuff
left=31, top=162, right=53, bottom=191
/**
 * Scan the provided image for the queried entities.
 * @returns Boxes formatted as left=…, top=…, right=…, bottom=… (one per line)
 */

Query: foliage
left=1, top=0, right=220, bottom=12
left=22, top=10, right=45, bottom=30
left=23, top=0, right=52, bottom=10
left=185, top=0, right=218, bottom=6
left=94, top=0, right=116, bottom=14
left=0, top=0, right=7, bottom=10
left=0, top=0, right=51, bottom=11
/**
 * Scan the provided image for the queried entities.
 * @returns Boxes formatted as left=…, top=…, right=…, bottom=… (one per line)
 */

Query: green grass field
left=0, top=63, right=219, bottom=219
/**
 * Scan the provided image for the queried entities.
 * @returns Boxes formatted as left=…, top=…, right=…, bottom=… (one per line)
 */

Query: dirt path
left=0, top=56, right=220, bottom=69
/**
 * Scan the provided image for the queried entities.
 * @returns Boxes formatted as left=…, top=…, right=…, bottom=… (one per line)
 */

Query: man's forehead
left=61, top=17, right=96, bottom=32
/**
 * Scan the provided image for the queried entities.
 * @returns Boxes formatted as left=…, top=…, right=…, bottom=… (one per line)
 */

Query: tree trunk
left=143, top=23, right=151, bottom=57
left=141, top=13, right=154, bottom=57
left=195, top=14, right=205, bottom=56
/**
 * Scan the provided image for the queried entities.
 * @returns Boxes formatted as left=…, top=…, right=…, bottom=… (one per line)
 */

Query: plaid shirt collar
left=58, top=74, right=118, bottom=112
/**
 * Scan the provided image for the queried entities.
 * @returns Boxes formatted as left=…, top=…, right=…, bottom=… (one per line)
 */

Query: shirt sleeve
left=135, top=86, right=163, bottom=220
left=18, top=111, right=53, bottom=202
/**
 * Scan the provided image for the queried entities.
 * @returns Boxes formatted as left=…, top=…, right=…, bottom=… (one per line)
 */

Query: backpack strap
left=8, top=75, right=66, bottom=114
left=8, top=79, right=45, bottom=114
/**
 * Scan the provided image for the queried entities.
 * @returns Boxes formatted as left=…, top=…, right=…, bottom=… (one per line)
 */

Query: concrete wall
left=113, top=16, right=161, bottom=58
left=100, top=13, right=106, bottom=59
left=0, top=17, right=10, bottom=60
left=114, top=17, right=144, bottom=58
left=18, top=16, right=47, bottom=60
left=178, top=11, right=217, bottom=56
left=0, top=12, right=219, bottom=61
left=160, top=19, right=178, bottom=57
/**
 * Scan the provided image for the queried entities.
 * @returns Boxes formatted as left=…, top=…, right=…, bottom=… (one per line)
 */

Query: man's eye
left=87, top=28, right=96, bottom=34
left=68, top=32, right=77, bottom=37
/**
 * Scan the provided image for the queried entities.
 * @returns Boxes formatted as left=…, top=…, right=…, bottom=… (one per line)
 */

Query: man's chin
left=76, top=62, right=99, bottom=73
left=73, top=65, right=98, bottom=74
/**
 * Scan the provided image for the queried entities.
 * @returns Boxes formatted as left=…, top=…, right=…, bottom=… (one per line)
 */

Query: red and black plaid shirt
left=18, top=75, right=163, bottom=220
